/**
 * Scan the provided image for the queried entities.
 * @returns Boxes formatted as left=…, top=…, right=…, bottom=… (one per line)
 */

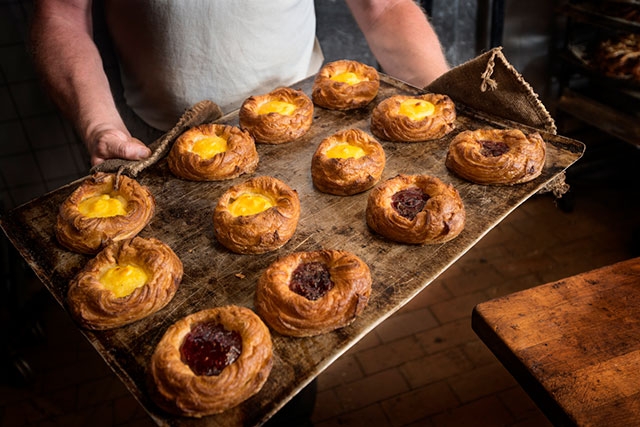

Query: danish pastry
left=67, top=237, right=183, bottom=330
left=370, top=93, right=456, bottom=142
left=366, top=174, right=465, bottom=244
left=55, top=172, right=155, bottom=254
left=445, top=128, right=546, bottom=185
left=150, top=305, right=273, bottom=417
left=239, top=87, right=313, bottom=144
left=213, top=176, right=300, bottom=254
left=167, top=123, right=258, bottom=181
left=312, top=59, right=380, bottom=110
left=254, top=250, right=372, bottom=337
left=311, top=128, right=386, bottom=196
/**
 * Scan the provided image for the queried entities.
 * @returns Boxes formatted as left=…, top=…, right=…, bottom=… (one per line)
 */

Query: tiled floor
left=1, top=127, right=639, bottom=427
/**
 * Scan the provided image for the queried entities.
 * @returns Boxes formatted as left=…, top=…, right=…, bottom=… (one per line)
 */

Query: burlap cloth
left=93, top=47, right=568, bottom=197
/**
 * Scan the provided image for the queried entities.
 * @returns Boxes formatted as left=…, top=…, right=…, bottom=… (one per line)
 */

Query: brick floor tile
left=482, top=273, right=543, bottom=301
left=508, top=413, right=554, bottom=427
left=429, top=291, right=488, bottom=324
left=348, top=328, right=381, bottom=353
left=1, top=401, right=35, bottom=427
left=447, top=363, right=518, bottom=403
left=333, top=369, right=409, bottom=412
left=355, top=336, right=425, bottom=375
left=316, top=353, right=363, bottom=392
left=399, top=280, right=452, bottom=313
left=461, top=339, right=500, bottom=368
left=490, top=251, right=557, bottom=280
left=497, top=386, right=547, bottom=422
left=39, top=403, right=113, bottom=427
left=400, top=347, right=474, bottom=389
left=112, top=394, right=149, bottom=425
left=311, top=388, right=343, bottom=422
left=439, top=263, right=504, bottom=297
left=374, top=307, right=438, bottom=344
left=380, top=380, right=460, bottom=427
left=429, top=395, right=514, bottom=427
left=415, top=319, right=477, bottom=355
left=313, top=403, right=392, bottom=427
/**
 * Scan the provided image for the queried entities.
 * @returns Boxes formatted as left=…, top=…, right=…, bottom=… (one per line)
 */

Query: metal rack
left=553, top=0, right=640, bottom=147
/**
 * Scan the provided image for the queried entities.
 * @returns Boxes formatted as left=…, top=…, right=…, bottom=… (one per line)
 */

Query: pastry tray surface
left=0, top=75, right=584, bottom=426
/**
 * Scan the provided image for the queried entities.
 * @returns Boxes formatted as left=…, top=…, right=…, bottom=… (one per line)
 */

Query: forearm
left=30, top=0, right=127, bottom=143
left=346, top=0, right=449, bottom=87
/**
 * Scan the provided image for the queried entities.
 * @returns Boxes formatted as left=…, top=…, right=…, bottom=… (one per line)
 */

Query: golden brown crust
left=213, top=176, right=300, bottom=254
left=55, top=173, right=155, bottom=254
left=239, top=87, right=313, bottom=144
left=67, top=237, right=183, bottom=330
left=254, top=250, right=372, bottom=337
left=167, top=123, right=258, bottom=181
left=366, top=174, right=465, bottom=244
left=311, top=128, right=386, bottom=196
left=150, top=305, right=273, bottom=417
left=312, top=59, right=380, bottom=110
left=370, top=93, right=456, bottom=142
left=445, top=128, right=546, bottom=185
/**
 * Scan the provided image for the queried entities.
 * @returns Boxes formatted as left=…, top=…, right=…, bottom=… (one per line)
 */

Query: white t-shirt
left=104, top=1, right=324, bottom=130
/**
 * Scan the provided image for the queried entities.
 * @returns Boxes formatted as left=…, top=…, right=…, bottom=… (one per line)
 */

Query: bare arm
left=345, top=0, right=449, bottom=87
left=30, top=0, right=150, bottom=166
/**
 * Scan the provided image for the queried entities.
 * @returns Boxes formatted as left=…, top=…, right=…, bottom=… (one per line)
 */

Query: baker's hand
left=86, top=124, right=152, bottom=166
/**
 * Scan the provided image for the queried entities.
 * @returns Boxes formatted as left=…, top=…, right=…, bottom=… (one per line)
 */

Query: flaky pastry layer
left=366, top=174, right=466, bottom=244
left=168, top=123, right=258, bottom=181
left=255, top=250, right=372, bottom=337
left=150, top=306, right=273, bottom=417
left=312, top=59, right=380, bottom=110
left=445, top=128, right=546, bottom=185
left=213, top=176, right=300, bottom=254
left=311, top=128, right=386, bottom=196
left=67, top=237, right=182, bottom=330
left=239, top=87, right=313, bottom=144
left=370, top=93, right=456, bottom=142
left=55, top=172, right=155, bottom=254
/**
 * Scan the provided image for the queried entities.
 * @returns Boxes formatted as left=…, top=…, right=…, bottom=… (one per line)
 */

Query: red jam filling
left=391, top=187, right=430, bottom=220
left=180, top=321, right=242, bottom=376
left=479, top=140, right=509, bottom=157
left=289, top=261, right=334, bottom=301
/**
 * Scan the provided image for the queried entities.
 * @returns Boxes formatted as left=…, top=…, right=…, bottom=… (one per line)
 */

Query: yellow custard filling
left=330, top=71, right=364, bottom=85
left=78, top=194, right=128, bottom=218
left=229, top=192, right=275, bottom=217
left=191, top=135, right=228, bottom=160
left=257, top=100, right=296, bottom=116
left=100, top=264, right=148, bottom=298
left=399, top=99, right=436, bottom=121
left=326, top=142, right=366, bottom=159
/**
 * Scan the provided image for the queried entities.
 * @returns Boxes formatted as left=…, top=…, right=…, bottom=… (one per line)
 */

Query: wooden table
left=0, top=75, right=583, bottom=426
left=472, top=257, right=640, bottom=427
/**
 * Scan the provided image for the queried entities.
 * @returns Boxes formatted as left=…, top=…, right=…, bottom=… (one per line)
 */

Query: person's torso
left=105, top=0, right=323, bottom=130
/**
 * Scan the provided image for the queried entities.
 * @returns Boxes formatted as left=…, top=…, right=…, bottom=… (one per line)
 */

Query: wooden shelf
left=557, top=88, right=640, bottom=147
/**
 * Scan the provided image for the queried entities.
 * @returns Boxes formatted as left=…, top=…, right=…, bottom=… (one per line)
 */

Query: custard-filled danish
left=213, top=176, right=300, bottom=254
left=370, top=93, right=456, bottom=142
left=312, top=59, right=380, bottom=110
left=168, top=123, right=258, bottom=181
left=239, top=87, right=313, bottom=144
left=67, top=237, right=182, bottom=330
left=311, top=128, right=386, bottom=196
left=55, top=172, right=155, bottom=254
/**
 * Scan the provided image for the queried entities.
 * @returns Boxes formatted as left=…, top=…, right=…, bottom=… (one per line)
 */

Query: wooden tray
left=0, top=75, right=584, bottom=426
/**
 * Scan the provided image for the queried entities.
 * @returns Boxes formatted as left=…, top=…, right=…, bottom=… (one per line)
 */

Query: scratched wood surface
left=0, top=75, right=584, bottom=426
left=472, top=257, right=640, bottom=427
